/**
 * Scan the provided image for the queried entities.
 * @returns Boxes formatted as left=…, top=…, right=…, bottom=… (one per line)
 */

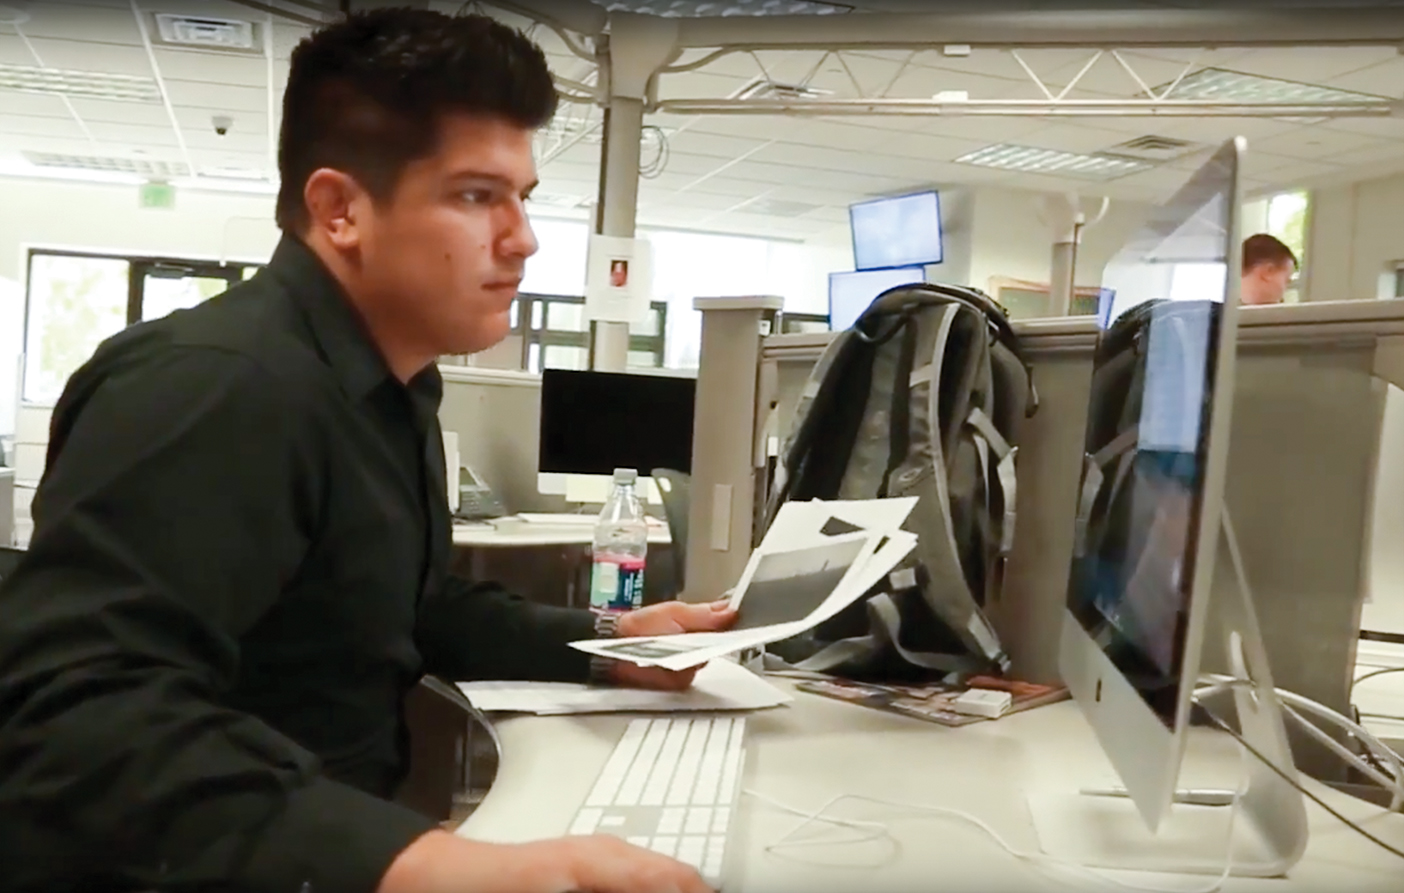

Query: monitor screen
left=538, top=370, right=696, bottom=476
left=1065, top=144, right=1237, bottom=729
left=828, top=267, right=926, bottom=331
left=850, top=191, right=943, bottom=271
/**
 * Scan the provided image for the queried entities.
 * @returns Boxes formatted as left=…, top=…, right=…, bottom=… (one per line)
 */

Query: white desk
left=458, top=680, right=1404, bottom=892
left=451, top=516, right=671, bottom=548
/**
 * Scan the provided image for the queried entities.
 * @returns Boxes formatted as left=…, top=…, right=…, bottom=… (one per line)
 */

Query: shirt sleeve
left=416, top=575, right=599, bottom=683
left=0, top=346, right=436, bottom=893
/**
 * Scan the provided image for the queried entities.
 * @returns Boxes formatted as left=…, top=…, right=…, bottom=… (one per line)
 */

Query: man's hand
left=379, top=829, right=713, bottom=893
left=610, top=600, right=737, bottom=691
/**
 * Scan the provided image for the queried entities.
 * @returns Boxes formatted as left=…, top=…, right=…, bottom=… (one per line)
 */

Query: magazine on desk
left=795, top=675, right=1069, bottom=727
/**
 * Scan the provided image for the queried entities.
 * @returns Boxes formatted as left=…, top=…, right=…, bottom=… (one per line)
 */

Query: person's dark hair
left=276, top=9, right=557, bottom=232
left=1242, top=233, right=1298, bottom=274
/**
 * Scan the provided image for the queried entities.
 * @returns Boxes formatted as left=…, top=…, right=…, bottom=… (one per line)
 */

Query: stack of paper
left=458, top=658, right=792, bottom=715
left=570, top=498, right=918, bottom=672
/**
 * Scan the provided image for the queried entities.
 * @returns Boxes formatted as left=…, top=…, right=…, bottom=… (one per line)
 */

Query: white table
left=458, top=680, right=1404, bottom=892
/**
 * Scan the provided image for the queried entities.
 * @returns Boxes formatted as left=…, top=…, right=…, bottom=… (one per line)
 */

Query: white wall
left=0, top=275, right=20, bottom=439
left=966, top=187, right=1152, bottom=295
left=0, top=178, right=281, bottom=283
left=1305, top=172, right=1404, bottom=303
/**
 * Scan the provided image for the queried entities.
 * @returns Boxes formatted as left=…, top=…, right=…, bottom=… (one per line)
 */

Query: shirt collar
left=267, top=234, right=440, bottom=411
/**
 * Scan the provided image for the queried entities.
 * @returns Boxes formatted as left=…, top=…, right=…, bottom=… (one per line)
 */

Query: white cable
left=1196, top=673, right=1404, bottom=811
left=744, top=752, right=1247, bottom=893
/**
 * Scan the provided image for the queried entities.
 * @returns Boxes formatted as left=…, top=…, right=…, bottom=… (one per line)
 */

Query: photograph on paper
left=730, top=535, right=870, bottom=631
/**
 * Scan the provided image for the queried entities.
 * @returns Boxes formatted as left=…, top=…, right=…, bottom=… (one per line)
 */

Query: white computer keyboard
left=568, top=716, right=746, bottom=889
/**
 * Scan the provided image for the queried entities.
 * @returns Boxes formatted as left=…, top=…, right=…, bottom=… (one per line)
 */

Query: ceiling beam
left=653, top=98, right=1402, bottom=118
left=671, top=8, right=1404, bottom=50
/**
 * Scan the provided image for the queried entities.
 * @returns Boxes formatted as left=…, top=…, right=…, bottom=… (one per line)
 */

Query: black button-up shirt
left=0, top=236, right=597, bottom=892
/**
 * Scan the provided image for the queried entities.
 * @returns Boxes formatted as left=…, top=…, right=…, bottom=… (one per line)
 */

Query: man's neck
left=301, top=232, right=436, bottom=383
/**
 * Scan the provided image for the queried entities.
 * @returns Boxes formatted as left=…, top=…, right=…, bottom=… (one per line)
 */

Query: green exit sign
left=139, top=180, right=176, bottom=209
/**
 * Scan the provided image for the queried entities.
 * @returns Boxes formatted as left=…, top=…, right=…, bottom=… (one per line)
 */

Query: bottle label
left=590, top=557, right=645, bottom=611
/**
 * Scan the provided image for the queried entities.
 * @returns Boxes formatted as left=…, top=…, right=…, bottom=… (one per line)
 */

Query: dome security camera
left=212, top=115, right=233, bottom=137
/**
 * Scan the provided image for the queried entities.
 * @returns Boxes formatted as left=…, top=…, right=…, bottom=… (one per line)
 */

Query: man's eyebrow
left=446, top=171, right=536, bottom=192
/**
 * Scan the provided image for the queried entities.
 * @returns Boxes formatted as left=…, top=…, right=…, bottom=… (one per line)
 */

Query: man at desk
left=0, top=11, right=727, bottom=893
left=1241, top=233, right=1299, bottom=306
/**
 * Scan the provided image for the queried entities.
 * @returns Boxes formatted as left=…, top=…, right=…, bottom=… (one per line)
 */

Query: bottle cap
left=613, top=468, right=638, bottom=485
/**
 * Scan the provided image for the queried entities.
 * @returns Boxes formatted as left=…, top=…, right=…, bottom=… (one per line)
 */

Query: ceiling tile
left=271, top=22, right=311, bottom=60
left=655, top=151, right=728, bottom=176
left=1227, top=47, right=1400, bottom=89
left=162, top=79, right=265, bottom=112
left=0, top=34, right=27, bottom=65
left=0, top=113, right=87, bottom=139
left=1015, top=121, right=1151, bottom=154
left=152, top=47, right=267, bottom=87
left=65, top=96, right=169, bottom=126
left=85, top=120, right=179, bottom=147
left=1329, top=141, right=1404, bottom=168
left=1326, top=57, right=1404, bottom=96
left=656, top=69, right=751, bottom=102
left=14, top=4, right=144, bottom=45
left=860, top=130, right=983, bottom=163
left=915, top=116, right=1046, bottom=143
left=1319, top=116, right=1404, bottom=141
left=0, top=91, right=73, bottom=118
left=665, top=130, right=770, bottom=159
left=1250, top=124, right=1393, bottom=161
left=782, top=119, right=891, bottom=152
left=18, top=37, right=153, bottom=75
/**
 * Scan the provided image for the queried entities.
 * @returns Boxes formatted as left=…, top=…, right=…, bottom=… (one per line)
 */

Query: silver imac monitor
left=1038, top=137, right=1308, bottom=877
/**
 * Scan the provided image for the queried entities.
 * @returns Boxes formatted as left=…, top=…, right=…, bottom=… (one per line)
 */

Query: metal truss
left=651, top=46, right=1397, bottom=118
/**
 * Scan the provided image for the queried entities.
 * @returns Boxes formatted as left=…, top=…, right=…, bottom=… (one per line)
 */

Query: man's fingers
left=681, top=602, right=736, bottom=631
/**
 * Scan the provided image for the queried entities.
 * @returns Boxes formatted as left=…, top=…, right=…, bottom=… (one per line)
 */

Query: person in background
left=1241, top=233, right=1299, bottom=306
left=0, top=10, right=729, bottom=893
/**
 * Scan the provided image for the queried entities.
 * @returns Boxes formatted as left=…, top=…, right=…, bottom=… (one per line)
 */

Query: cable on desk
left=742, top=779, right=1246, bottom=893
left=1192, top=702, right=1404, bottom=862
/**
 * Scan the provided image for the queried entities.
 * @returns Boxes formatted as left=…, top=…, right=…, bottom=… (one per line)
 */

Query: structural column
left=591, top=96, right=645, bottom=372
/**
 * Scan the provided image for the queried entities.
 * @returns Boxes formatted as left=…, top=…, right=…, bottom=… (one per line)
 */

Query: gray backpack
left=765, top=283, right=1036, bottom=681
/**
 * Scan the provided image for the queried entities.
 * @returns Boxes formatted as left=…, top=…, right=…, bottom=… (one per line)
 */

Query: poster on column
left=585, top=234, right=652, bottom=323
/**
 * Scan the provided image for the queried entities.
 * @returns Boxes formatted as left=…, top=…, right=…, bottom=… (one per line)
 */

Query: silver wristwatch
left=588, top=610, right=622, bottom=684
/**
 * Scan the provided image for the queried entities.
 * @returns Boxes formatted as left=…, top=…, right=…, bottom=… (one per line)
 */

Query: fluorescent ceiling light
left=24, top=152, right=190, bottom=178
left=600, top=0, right=851, bottom=15
left=1160, top=67, right=1385, bottom=105
left=956, top=144, right=1152, bottom=180
left=0, top=63, right=161, bottom=103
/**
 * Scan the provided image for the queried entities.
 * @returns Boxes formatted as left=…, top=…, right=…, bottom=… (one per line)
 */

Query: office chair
left=652, top=469, right=690, bottom=591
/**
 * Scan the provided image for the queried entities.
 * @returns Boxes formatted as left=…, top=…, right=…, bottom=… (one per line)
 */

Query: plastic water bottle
left=590, top=468, right=648, bottom=612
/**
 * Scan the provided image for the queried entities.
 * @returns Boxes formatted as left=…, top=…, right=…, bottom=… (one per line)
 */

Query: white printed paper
left=585, top=234, right=652, bottom=323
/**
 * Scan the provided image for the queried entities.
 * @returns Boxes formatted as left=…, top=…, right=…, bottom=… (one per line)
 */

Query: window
left=1266, top=191, right=1308, bottom=303
left=21, top=250, right=262, bottom=405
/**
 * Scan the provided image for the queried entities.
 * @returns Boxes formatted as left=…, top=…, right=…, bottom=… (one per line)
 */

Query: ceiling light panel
left=0, top=63, right=161, bottom=103
left=956, top=144, right=1152, bottom=180
left=1160, top=67, right=1386, bottom=104
left=599, top=0, right=851, bottom=16
left=24, top=151, right=190, bottom=178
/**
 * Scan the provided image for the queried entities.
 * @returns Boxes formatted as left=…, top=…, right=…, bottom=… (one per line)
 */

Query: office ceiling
left=0, top=0, right=1403, bottom=244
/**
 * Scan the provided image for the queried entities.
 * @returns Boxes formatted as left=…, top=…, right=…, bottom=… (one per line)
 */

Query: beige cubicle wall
left=436, top=365, right=567, bottom=515
left=687, top=299, right=1404, bottom=778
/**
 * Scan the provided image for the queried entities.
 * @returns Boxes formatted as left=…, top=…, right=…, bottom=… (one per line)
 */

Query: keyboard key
left=691, top=718, right=731, bottom=804
left=569, top=808, right=603, bottom=836
left=677, top=835, right=707, bottom=868
left=712, top=807, right=731, bottom=835
left=615, top=720, right=671, bottom=806
left=650, top=836, right=678, bottom=858
left=640, top=721, right=692, bottom=806
left=585, top=721, right=649, bottom=807
left=658, top=807, right=686, bottom=835
left=684, top=807, right=713, bottom=836
left=665, top=722, right=710, bottom=806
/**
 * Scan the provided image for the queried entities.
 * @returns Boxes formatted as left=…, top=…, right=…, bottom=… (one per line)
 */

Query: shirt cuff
left=234, top=776, right=439, bottom=893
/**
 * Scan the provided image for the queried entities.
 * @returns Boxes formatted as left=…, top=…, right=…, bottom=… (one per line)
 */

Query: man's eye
left=462, top=189, right=494, bottom=204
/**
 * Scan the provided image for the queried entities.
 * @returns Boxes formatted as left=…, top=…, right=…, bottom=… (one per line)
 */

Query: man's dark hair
left=276, top=9, right=557, bottom=232
left=1242, top=233, right=1298, bottom=274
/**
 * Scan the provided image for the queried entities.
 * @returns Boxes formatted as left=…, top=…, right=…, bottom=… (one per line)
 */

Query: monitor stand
left=1028, top=513, right=1309, bottom=877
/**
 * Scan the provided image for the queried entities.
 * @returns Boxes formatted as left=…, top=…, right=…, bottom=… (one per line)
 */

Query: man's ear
left=303, top=168, right=365, bottom=251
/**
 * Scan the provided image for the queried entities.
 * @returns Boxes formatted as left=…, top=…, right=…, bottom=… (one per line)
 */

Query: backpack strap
left=1073, top=425, right=1140, bottom=557
left=881, top=316, right=921, bottom=497
left=967, top=406, right=1019, bottom=557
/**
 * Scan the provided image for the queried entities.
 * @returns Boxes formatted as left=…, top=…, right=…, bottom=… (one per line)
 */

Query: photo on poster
left=731, top=534, right=871, bottom=632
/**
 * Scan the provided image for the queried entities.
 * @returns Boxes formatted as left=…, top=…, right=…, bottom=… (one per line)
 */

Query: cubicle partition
left=686, top=299, right=1404, bottom=779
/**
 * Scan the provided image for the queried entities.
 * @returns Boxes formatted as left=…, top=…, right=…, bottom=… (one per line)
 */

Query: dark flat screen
left=1066, top=141, right=1238, bottom=729
left=539, top=369, right=696, bottom=476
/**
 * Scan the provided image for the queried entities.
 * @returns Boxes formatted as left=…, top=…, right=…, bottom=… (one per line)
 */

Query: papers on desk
left=457, top=657, right=791, bottom=715
left=569, top=498, right=918, bottom=672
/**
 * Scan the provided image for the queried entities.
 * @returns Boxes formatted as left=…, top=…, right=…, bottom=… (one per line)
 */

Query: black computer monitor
left=538, top=369, right=696, bottom=476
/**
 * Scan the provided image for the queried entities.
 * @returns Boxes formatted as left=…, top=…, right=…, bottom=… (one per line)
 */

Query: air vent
left=0, top=63, right=160, bottom=102
left=531, top=192, right=591, bottom=209
left=734, top=78, right=833, bottom=102
left=1118, top=135, right=1193, bottom=154
left=955, top=144, right=1152, bottom=181
left=24, top=152, right=190, bottom=178
left=603, top=0, right=852, bottom=16
left=199, top=165, right=267, bottom=181
left=154, top=15, right=258, bottom=52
